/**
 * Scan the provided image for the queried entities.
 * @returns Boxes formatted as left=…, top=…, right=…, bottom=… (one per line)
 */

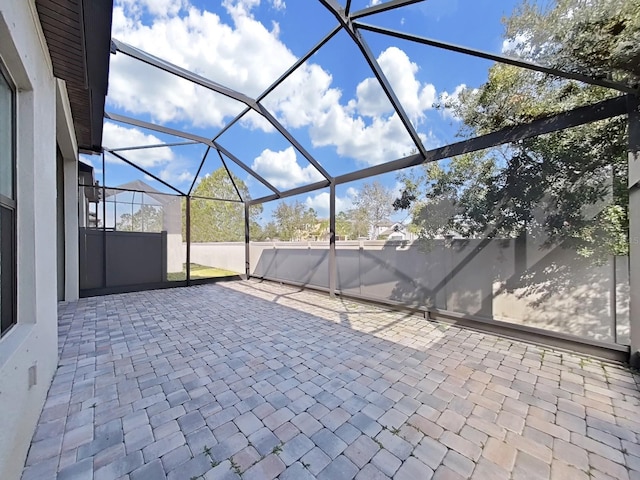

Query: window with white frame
left=0, top=62, right=16, bottom=337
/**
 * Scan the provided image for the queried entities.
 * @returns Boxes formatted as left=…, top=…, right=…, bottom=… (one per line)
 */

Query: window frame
left=0, top=60, right=17, bottom=338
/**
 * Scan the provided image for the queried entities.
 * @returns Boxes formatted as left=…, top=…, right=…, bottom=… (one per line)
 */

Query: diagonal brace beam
left=335, top=94, right=630, bottom=184
left=213, top=142, right=281, bottom=196
left=112, top=39, right=256, bottom=106
left=212, top=25, right=341, bottom=143
left=218, top=149, right=244, bottom=202
left=106, top=140, right=199, bottom=152
left=318, top=0, right=428, bottom=158
left=188, top=146, right=211, bottom=196
left=355, top=23, right=637, bottom=95
left=105, top=111, right=280, bottom=196
left=254, top=103, right=333, bottom=181
left=106, top=111, right=215, bottom=145
left=351, top=0, right=425, bottom=20
left=105, top=150, right=186, bottom=196
left=112, top=38, right=332, bottom=182
left=248, top=95, right=628, bottom=204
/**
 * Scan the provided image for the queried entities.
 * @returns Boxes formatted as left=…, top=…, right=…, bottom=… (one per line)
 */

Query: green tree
left=272, top=201, right=318, bottom=241
left=503, top=0, right=639, bottom=86
left=117, top=204, right=163, bottom=232
left=255, top=221, right=280, bottom=241
left=398, top=0, right=632, bottom=259
left=186, top=168, right=262, bottom=242
left=335, top=211, right=354, bottom=239
left=313, top=212, right=354, bottom=240
left=345, top=207, right=370, bottom=239
left=352, top=181, right=395, bottom=239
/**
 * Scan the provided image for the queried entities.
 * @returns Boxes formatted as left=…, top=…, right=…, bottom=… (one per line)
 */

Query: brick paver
left=20, top=280, right=640, bottom=479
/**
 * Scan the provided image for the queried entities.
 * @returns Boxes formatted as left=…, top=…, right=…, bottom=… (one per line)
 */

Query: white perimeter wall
left=188, top=242, right=246, bottom=274
left=167, top=233, right=184, bottom=272
left=0, top=2, right=61, bottom=478
left=179, top=241, right=630, bottom=344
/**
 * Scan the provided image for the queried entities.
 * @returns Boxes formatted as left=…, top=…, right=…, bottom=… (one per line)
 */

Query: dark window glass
left=1, top=208, right=15, bottom=335
left=0, top=66, right=15, bottom=337
left=0, top=67, right=12, bottom=199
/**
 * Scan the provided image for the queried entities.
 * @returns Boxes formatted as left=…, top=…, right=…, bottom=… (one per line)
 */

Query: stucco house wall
left=0, top=2, right=73, bottom=478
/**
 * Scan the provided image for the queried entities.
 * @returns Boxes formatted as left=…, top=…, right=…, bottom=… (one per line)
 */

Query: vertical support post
left=514, top=229, right=527, bottom=275
left=101, top=151, right=107, bottom=289
left=443, top=234, right=453, bottom=311
left=358, top=238, right=363, bottom=295
left=186, top=196, right=191, bottom=286
left=63, top=157, right=79, bottom=301
left=610, top=255, right=617, bottom=343
left=245, top=202, right=251, bottom=278
left=628, top=95, right=640, bottom=366
left=329, top=181, right=336, bottom=297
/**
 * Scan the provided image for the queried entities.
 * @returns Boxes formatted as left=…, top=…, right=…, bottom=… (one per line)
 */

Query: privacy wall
left=247, top=240, right=629, bottom=344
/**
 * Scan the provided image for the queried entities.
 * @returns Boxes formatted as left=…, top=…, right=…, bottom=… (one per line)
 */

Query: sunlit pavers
left=22, top=280, right=640, bottom=479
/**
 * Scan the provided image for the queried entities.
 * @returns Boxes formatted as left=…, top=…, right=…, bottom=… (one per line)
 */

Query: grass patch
left=167, top=263, right=239, bottom=281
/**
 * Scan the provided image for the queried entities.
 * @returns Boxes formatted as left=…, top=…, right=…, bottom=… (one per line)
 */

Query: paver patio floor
left=21, top=280, right=640, bottom=480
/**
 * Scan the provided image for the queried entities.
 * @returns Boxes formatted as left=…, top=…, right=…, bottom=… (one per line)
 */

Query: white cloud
left=251, top=146, right=324, bottom=189
left=310, top=110, right=414, bottom=164
left=262, top=63, right=341, bottom=129
left=110, top=0, right=297, bottom=129
left=117, top=0, right=186, bottom=17
left=102, top=122, right=195, bottom=188
left=267, top=45, right=439, bottom=164
left=239, top=109, right=276, bottom=133
left=158, top=163, right=193, bottom=186
left=222, top=0, right=260, bottom=17
left=501, top=33, right=533, bottom=56
left=109, top=55, right=246, bottom=128
left=102, top=122, right=175, bottom=168
left=418, top=129, right=441, bottom=150
left=223, top=0, right=288, bottom=14
left=438, top=83, right=469, bottom=121
left=353, top=77, right=389, bottom=117
left=264, top=46, right=438, bottom=165
left=304, top=190, right=355, bottom=218
left=109, top=1, right=443, bottom=169
left=358, top=47, right=436, bottom=125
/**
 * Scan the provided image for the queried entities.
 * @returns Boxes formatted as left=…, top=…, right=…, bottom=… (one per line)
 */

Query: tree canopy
left=117, top=204, right=163, bottom=232
left=396, top=0, right=632, bottom=260
left=272, top=201, right=319, bottom=241
left=186, top=168, right=261, bottom=242
left=253, top=180, right=396, bottom=241
left=503, top=0, right=639, bottom=87
left=352, top=181, right=395, bottom=239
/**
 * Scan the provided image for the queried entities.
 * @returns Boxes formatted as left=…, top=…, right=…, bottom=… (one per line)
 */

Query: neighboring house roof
left=377, top=220, right=394, bottom=228
left=104, top=180, right=175, bottom=206
left=379, top=223, right=408, bottom=237
left=35, top=0, right=113, bottom=153
left=104, top=180, right=182, bottom=232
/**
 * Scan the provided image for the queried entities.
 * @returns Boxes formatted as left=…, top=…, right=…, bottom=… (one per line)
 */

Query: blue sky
left=92, top=0, right=524, bottom=223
